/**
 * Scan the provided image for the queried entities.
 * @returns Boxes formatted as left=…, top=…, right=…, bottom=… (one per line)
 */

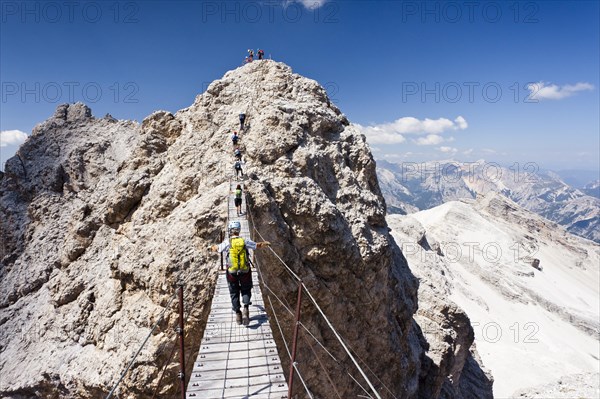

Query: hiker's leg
left=241, top=288, right=252, bottom=307
left=228, top=279, right=241, bottom=313
left=240, top=272, right=253, bottom=307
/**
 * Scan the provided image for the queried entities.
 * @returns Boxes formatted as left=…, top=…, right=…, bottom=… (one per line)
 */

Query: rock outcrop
left=0, top=101, right=219, bottom=398
left=1, top=61, right=489, bottom=398
left=389, top=216, right=494, bottom=399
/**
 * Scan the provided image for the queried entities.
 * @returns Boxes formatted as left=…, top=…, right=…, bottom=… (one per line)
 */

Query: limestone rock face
left=388, top=217, right=494, bottom=399
left=1, top=61, right=487, bottom=398
left=0, top=103, right=219, bottom=398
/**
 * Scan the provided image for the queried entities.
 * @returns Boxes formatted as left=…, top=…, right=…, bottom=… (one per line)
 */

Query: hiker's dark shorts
left=226, top=269, right=252, bottom=286
left=234, top=198, right=242, bottom=207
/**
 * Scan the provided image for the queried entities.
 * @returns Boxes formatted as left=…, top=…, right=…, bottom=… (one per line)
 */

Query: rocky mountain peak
left=0, top=61, right=489, bottom=398
left=54, top=102, right=92, bottom=122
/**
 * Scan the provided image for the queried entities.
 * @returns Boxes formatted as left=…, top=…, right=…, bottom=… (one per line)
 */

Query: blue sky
left=1, top=0, right=599, bottom=173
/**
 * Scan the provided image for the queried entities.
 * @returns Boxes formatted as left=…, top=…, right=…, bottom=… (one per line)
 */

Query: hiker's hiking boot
left=242, top=307, right=250, bottom=326
left=236, top=311, right=243, bottom=325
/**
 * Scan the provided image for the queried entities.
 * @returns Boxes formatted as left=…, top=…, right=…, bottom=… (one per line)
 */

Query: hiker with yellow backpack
left=210, top=221, right=271, bottom=325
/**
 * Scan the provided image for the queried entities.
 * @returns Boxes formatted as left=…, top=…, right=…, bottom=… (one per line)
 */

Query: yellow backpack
left=228, top=237, right=249, bottom=273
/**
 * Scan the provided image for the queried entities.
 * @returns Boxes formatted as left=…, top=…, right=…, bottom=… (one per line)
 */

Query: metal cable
left=251, top=216, right=375, bottom=399
left=254, top=256, right=313, bottom=399
left=266, top=293, right=292, bottom=360
left=250, top=218, right=383, bottom=399
left=248, top=197, right=384, bottom=399
left=300, top=283, right=382, bottom=399
left=105, top=294, right=177, bottom=399
left=298, top=321, right=338, bottom=363
left=292, top=361, right=314, bottom=399
left=105, top=242, right=206, bottom=397
left=246, top=206, right=298, bottom=284
left=347, top=373, right=374, bottom=399
left=342, top=336, right=399, bottom=399
left=300, top=328, right=343, bottom=399
left=150, top=335, right=179, bottom=399
left=253, top=226, right=301, bottom=282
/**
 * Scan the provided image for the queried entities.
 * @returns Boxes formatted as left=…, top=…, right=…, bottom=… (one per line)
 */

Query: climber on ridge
left=231, top=131, right=239, bottom=146
left=234, top=147, right=242, bottom=161
left=234, top=160, right=244, bottom=180
left=257, top=49, right=265, bottom=60
left=234, top=184, right=243, bottom=216
left=210, top=221, right=271, bottom=325
left=239, top=113, right=246, bottom=130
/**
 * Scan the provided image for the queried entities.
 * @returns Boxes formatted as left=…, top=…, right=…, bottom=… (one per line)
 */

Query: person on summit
left=209, top=221, right=271, bottom=325
left=234, top=184, right=243, bottom=216
left=257, top=49, right=265, bottom=60
left=247, top=49, right=254, bottom=62
left=239, top=113, right=246, bottom=130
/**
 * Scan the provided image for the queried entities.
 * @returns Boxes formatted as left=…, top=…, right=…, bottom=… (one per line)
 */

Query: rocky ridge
left=1, top=61, right=491, bottom=398
left=387, top=192, right=599, bottom=397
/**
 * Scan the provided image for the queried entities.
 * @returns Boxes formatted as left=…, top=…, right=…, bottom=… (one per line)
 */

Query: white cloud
left=284, top=0, right=327, bottom=9
left=0, top=130, right=28, bottom=147
left=438, top=146, right=458, bottom=153
left=463, top=148, right=474, bottom=155
left=354, top=123, right=406, bottom=144
left=415, top=134, right=445, bottom=146
left=355, top=116, right=467, bottom=145
left=527, top=81, right=594, bottom=101
left=454, top=116, right=468, bottom=129
left=482, top=148, right=497, bottom=154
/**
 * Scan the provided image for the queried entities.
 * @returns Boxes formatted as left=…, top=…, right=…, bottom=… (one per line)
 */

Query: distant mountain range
left=582, top=180, right=600, bottom=199
left=377, top=160, right=600, bottom=243
left=554, top=169, right=600, bottom=190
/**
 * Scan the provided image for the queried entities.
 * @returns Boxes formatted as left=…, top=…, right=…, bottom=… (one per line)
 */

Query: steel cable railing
left=245, top=195, right=387, bottom=399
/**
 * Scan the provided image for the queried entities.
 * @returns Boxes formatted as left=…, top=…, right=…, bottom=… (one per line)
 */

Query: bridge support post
left=177, top=283, right=186, bottom=399
left=288, top=282, right=303, bottom=398
left=219, top=230, right=224, bottom=270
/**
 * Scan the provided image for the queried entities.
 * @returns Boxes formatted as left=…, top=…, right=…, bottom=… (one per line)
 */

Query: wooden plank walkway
left=186, top=180, right=289, bottom=399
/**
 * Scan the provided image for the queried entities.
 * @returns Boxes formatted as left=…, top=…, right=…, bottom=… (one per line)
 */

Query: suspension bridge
left=105, top=122, right=391, bottom=399
left=185, top=180, right=288, bottom=398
